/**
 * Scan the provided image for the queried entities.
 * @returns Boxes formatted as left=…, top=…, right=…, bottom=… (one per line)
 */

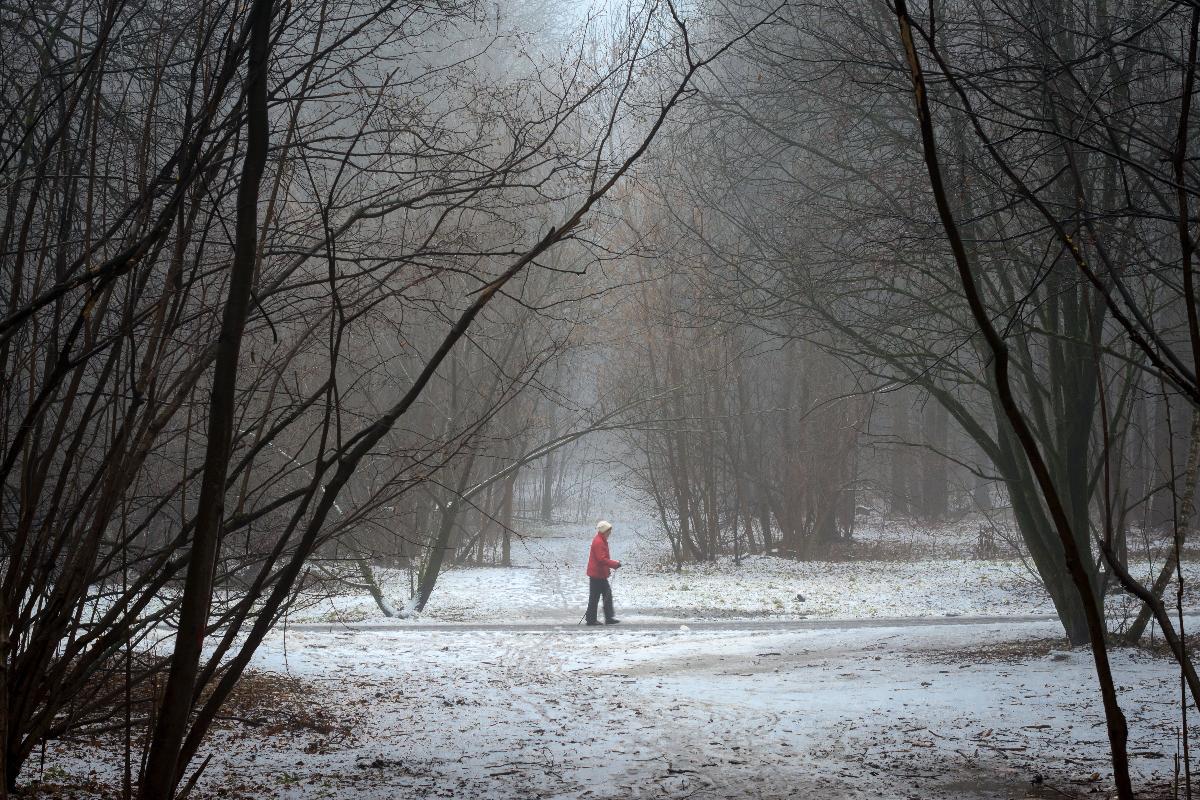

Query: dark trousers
left=586, top=577, right=615, bottom=623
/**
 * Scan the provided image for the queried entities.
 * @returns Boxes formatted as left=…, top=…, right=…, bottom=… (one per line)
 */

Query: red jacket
left=586, top=532, right=620, bottom=579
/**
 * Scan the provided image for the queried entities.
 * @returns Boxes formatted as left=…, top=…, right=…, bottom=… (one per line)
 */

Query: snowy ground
left=49, top=619, right=1195, bottom=799
left=40, top=511, right=1200, bottom=798
left=287, top=513, right=1200, bottom=628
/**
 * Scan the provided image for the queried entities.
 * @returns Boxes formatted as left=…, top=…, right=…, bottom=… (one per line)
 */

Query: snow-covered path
left=287, top=612, right=1063, bottom=633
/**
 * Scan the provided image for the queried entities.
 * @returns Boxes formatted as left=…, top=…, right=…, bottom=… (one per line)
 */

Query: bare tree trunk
left=1124, top=408, right=1200, bottom=643
left=973, top=470, right=991, bottom=511
left=540, top=392, right=557, bottom=523
left=416, top=458, right=476, bottom=612
left=758, top=495, right=772, bottom=553
left=0, top=596, right=8, bottom=800
left=501, top=472, right=516, bottom=567
left=892, top=5, right=1132, bottom=794
left=540, top=450, right=554, bottom=524
left=920, top=400, right=948, bottom=520
left=358, top=558, right=397, bottom=618
left=140, top=2, right=272, bottom=796
left=891, top=393, right=911, bottom=515
left=1151, top=370, right=1185, bottom=527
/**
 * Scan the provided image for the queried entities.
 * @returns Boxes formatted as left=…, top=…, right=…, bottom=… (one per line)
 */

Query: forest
left=2, top=0, right=1200, bottom=797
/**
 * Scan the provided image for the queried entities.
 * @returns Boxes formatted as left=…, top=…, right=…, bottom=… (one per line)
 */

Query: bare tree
left=0, top=0, right=777, bottom=793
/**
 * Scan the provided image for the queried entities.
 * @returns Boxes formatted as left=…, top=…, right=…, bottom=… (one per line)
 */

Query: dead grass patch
left=913, top=637, right=1070, bottom=665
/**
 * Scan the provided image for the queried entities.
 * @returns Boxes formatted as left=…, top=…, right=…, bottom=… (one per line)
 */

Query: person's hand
left=613, top=561, right=621, bottom=569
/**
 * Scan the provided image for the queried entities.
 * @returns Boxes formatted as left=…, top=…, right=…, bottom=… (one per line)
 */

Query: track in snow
left=288, top=612, right=1069, bottom=634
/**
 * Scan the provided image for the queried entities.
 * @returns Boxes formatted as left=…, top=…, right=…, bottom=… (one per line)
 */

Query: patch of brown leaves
left=212, top=670, right=346, bottom=739
left=912, top=637, right=1070, bottom=665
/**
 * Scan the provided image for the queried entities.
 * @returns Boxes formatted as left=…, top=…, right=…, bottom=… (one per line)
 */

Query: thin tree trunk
left=892, top=6, right=1132, bottom=794
left=139, top=2, right=272, bottom=796
left=891, top=393, right=910, bottom=514
left=0, top=595, right=8, bottom=800
left=501, top=472, right=516, bottom=567
left=540, top=451, right=554, bottom=524
left=921, top=400, right=948, bottom=520
left=358, top=558, right=397, bottom=617
left=1124, top=408, right=1200, bottom=643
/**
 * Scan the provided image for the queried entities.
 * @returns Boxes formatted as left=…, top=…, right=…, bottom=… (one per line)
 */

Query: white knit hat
left=596, top=520, right=613, bottom=533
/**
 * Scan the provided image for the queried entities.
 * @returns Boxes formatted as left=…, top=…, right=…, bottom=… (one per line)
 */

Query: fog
left=2, top=0, right=1197, bottom=798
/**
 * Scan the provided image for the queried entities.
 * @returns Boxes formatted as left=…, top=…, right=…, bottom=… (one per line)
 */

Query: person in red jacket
left=585, top=520, right=621, bottom=625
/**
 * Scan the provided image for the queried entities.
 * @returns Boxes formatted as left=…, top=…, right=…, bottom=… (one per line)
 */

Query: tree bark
left=920, top=400, right=948, bottom=520
left=501, top=472, right=516, bottom=567
left=1124, top=408, right=1200, bottom=643
left=892, top=5, right=1132, bottom=794
left=139, top=2, right=272, bottom=796
left=890, top=393, right=910, bottom=515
